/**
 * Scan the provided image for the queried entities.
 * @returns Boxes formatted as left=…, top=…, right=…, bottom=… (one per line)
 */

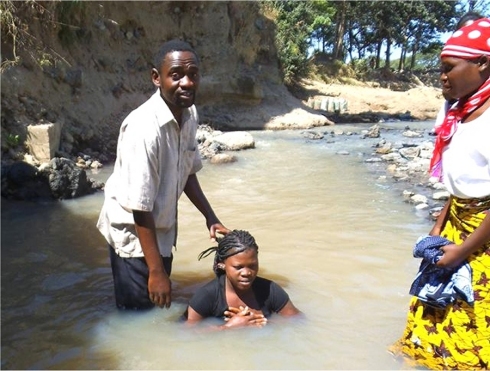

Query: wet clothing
left=109, top=245, right=173, bottom=310
left=188, top=275, right=290, bottom=318
left=391, top=196, right=490, bottom=369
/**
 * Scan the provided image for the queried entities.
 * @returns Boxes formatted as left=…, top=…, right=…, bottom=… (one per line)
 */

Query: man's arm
left=133, top=210, right=172, bottom=308
left=184, top=173, right=230, bottom=239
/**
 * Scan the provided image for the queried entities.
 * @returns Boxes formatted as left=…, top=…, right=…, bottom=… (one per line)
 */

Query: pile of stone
left=1, top=123, right=257, bottom=201
left=302, top=124, right=448, bottom=221
left=196, top=124, right=255, bottom=164
left=363, top=125, right=449, bottom=220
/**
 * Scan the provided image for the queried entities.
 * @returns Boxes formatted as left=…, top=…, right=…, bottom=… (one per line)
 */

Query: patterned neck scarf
left=429, top=18, right=490, bottom=179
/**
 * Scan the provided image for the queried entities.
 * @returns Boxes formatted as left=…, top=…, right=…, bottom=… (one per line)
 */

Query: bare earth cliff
left=1, top=1, right=330, bottom=160
left=1, top=1, right=444, bottom=165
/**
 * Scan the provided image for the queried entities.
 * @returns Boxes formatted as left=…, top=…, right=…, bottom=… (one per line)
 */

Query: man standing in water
left=97, top=39, right=230, bottom=310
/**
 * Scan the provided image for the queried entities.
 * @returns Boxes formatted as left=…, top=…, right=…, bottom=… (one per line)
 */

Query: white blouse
left=442, top=106, right=490, bottom=199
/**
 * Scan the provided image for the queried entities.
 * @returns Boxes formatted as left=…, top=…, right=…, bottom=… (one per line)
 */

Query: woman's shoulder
left=467, top=99, right=490, bottom=124
left=253, top=276, right=286, bottom=293
left=189, top=276, right=222, bottom=306
left=253, top=276, right=291, bottom=314
left=253, top=276, right=274, bottom=285
left=188, top=276, right=227, bottom=319
left=196, top=275, right=222, bottom=292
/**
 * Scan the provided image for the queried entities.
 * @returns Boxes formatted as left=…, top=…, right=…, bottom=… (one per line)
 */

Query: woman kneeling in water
left=183, top=230, right=301, bottom=329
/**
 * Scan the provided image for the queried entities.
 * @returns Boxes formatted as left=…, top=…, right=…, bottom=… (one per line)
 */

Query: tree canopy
left=264, top=0, right=489, bottom=83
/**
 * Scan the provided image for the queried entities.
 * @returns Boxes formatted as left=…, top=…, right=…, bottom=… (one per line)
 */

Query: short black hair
left=153, top=39, right=199, bottom=70
left=456, top=11, right=484, bottom=30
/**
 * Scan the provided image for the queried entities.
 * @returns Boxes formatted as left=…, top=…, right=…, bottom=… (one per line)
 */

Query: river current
left=1, top=121, right=436, bottom=370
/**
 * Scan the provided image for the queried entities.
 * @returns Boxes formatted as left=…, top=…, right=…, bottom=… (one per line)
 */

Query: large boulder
left=26, top=121, right=63, bottom=163
left=211, top=131, right=255, bottom=151
left=1, top=161, right=52, bottom=200
left=1, top=157, right=102, bottom=201
left=48, top=157, right=93, bottom=199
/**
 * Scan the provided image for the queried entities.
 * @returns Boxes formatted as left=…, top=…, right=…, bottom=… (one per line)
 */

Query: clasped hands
left=222, top=305, right=267, bottom=328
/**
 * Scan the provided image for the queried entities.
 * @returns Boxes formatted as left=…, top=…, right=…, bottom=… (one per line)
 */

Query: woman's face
left=440, top=56, right=484, bottom=100
left=223, top=248, right=259, bottom=292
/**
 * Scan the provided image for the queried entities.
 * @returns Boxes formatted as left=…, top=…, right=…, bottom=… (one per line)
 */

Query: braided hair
left=198, top=230, right=259, bottom=276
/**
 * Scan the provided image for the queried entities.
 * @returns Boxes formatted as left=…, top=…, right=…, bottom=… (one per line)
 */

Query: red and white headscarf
left=430, top=18, right=490, bottom=179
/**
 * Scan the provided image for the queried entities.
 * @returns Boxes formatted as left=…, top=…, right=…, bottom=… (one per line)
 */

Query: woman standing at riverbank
left=391, top=19, right=490, bottom=370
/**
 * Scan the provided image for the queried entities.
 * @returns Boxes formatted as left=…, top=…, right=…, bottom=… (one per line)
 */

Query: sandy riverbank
left=289, top=78, right=444, bottom=124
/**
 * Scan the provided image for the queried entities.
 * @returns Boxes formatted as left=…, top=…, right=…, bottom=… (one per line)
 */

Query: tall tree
left=309, top=0, right=336, bottom=53
left=271, top=0, right=467, bottom=79
left=332, top=0, right=348, bottom=60
left=266, top=1, right=315, bottom=83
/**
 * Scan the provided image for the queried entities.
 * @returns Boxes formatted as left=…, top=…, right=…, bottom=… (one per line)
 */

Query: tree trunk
left=333, top=1, right=346, bottom=60
left=384, top=38, right=391, bottom=68
left=410, top=44, right=417, bottom=69
left=398, top=46, right=404, bottom=71
left=376, top=41, right=382, bottom=68
left=411, top=33, right=421, bottom=69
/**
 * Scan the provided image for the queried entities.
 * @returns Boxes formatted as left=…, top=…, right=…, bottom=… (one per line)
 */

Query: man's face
left=153, top=50, right=200, bottom=113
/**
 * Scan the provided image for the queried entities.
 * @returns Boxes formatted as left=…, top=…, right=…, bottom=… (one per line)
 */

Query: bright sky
left=378, top=30, right=453, bottom=61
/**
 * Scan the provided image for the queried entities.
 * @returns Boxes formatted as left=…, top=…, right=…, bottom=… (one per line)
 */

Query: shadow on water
left=1, top=198, right=116, bottom=369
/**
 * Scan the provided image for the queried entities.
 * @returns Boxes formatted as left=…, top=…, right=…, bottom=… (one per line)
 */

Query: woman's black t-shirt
left=188, top=274, right=290, bottom=318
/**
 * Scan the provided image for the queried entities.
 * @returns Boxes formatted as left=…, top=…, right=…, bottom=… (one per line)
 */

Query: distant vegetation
left=262, top=0, right=489, bottom=84
left=1, top=0, right=488, bottom=84
left=0, top=0, right=80, bottom=72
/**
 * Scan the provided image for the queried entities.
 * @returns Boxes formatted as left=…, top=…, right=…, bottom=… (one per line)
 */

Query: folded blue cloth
left=409, top=235, right=474, bottom=308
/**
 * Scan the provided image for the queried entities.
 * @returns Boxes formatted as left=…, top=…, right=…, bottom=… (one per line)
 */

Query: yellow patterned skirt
left=390, top=196, right=490, bottom=370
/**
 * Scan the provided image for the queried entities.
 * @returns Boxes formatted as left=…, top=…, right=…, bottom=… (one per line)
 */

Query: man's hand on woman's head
left=209, top=223, right=230, bottom=241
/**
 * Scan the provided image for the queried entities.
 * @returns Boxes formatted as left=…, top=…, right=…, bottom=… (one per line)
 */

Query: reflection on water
left=1, top=123, right=435, bottom=369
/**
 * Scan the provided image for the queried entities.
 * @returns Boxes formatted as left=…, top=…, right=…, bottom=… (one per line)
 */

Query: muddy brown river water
left=1, top=122, right=436, bottom=369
